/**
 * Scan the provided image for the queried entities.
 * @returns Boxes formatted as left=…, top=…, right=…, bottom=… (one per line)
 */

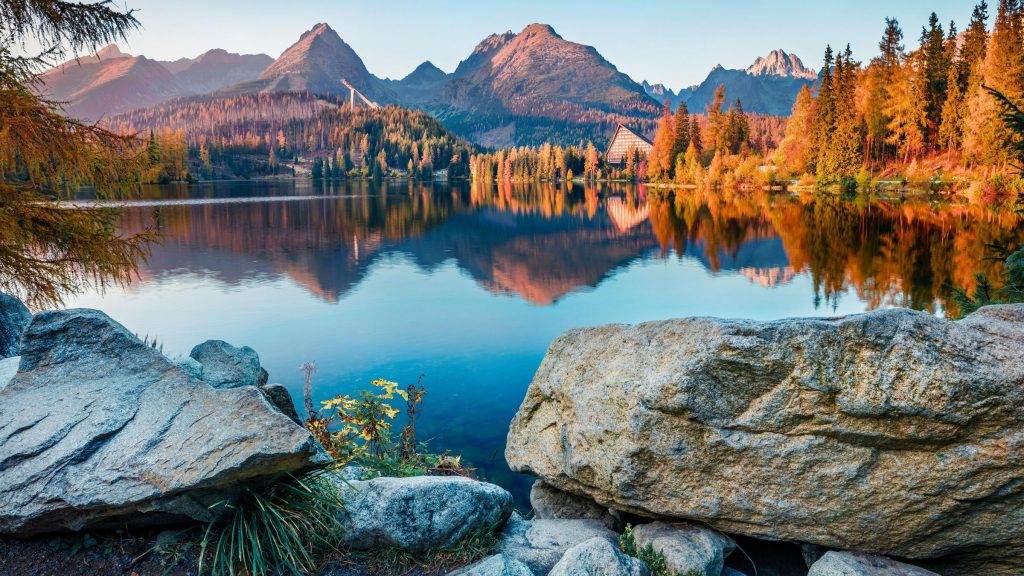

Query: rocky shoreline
left=0, top=292, right=1021, bottom=575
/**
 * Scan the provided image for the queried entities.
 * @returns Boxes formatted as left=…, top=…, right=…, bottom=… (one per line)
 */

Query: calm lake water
left=68, top=180, right=1024, bottom=502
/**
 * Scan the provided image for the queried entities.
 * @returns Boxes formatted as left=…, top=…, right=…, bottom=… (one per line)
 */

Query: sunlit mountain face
left=68, top=182, right=1023, bottom=501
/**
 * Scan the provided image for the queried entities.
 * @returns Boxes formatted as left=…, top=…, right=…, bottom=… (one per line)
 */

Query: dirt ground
left=0, top=531, right=199, bottom=576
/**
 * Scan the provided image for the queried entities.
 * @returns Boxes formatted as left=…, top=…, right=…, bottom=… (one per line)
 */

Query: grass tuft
left=199, top=470, right=346, bottom=576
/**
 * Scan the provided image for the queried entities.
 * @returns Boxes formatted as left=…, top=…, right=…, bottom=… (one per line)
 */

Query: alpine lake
left=68, top=180, right=1024, bottom=503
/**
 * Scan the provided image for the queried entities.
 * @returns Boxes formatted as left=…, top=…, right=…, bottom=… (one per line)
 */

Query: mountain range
left=38, top=24, right=815, bottom=145
left=38, top=45, right=272, bottom=119
left=642, top=50, right=817, bottom=116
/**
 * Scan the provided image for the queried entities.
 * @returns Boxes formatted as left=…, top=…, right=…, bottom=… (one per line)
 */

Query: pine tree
left=917, top=13, right=952, bottom=145
left=959, top=1, right=991, bottom=90
left=672, top=102, right=691, bottom=163
left=879, top=17, right=905, bottom=69
left=726, top=99, right=750, bottom=154
left=706, top=84, right=728, bottom=153
left=811, top=45, right=836, bottom=174
left=885, top=53, right=927, bottom=161
left=863, top=18, right=905, bottom=163
left=965, top=0, right=1024, bottom=166
left=939, top=62, right=966, bottom=152
left=690, top=117, right=703, bottom=156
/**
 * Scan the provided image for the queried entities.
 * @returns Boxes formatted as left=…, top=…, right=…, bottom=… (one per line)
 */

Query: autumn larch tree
left=1, top=0, right=153, bottom=309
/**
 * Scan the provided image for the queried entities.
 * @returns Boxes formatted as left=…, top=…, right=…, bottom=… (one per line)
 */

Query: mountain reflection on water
left=72, top=180, right=1022, bottom=500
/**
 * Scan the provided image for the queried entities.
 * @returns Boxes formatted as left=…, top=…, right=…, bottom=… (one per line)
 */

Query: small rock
left=497, top=515, right=618, bottom=575
left=808, top=552, right=940, bottom=576
left=0, top=293, right=31, bottom=358
left=549, top=537, right=650, bottom=576
left=260, top=383, right=301, bottom=424
left=189, top=340, right=268, bottom=389
left=531, top=480, right=618, bottom=529
left=449, top=553, right=535, bottom=576
left=338, top=476, right=513, bottom=553
left=632, top=522, right=735, bottom=576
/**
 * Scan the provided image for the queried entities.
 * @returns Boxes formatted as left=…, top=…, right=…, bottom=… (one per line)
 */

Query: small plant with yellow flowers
left=303, top=367, right=473, bottom=478
left=308, top=378, right=407, bottom=465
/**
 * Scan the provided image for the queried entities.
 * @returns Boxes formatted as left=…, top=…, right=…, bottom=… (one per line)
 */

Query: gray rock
left=550, top=537, right=650, bottom=576
left=449, top=553, right=535, bottom=576
left=506, top=305, right=1024, bottom=575
left=338, top=475, right=513, bottom=553
left=0, top=293, right=31, bottom=358
left=260, top=383, right=301, bottom=424
left=174, top=357, right=204, bottom=380
left=497, top=515, right=619, bottom=575
left=189, top=339, right=269, bottom=389
left=808, top=552, right=940, bottom=576
left=531, top=480, right=618, bottom=529
left=0, top=356, right=18, bottom=393
left=632, top=522, right=735, bottom=576
left=0, top=309, right=328, bottom=536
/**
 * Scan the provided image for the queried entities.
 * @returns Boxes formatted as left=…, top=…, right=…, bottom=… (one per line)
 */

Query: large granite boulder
left=0, top=309, right=328, bottom=536
left=549, top=537, right=650, bottom=576
left=808, top=552, right=939, bottom=576
left=632, top=522, right=735, bottom=576
left=0, top=293, right=31, bottom=358
left=506, top=305, right=1024, bottom=575
left=188, top=339, right=269, bottom=389
left=531, top=480, right=618, bottom=529
left=338, top=476, right=513, bottom=553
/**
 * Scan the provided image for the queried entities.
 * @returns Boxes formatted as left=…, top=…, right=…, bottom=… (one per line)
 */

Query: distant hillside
left=106, top=92, right=475, bottom=180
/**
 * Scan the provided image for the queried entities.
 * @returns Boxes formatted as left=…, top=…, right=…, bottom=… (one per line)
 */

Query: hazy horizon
left=26, top=0, right=981, bottom=90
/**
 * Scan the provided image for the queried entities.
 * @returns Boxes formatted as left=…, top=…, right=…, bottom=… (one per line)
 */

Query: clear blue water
left=67, top=180, right=1024, bottom=502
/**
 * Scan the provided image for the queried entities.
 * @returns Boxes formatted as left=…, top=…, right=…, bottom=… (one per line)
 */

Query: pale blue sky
left=81, top=1, right=981, bottom=90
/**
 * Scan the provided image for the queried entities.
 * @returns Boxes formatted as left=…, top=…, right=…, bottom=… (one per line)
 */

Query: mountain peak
left=402, top=60, right=446, bottom=84
left=307, top=22, right=334, bottom=37
left=95, top=44, right=130, bottom=60
left=520, top=23, right=562, bottom=39
left=746, top=49, right=817, bottom=80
